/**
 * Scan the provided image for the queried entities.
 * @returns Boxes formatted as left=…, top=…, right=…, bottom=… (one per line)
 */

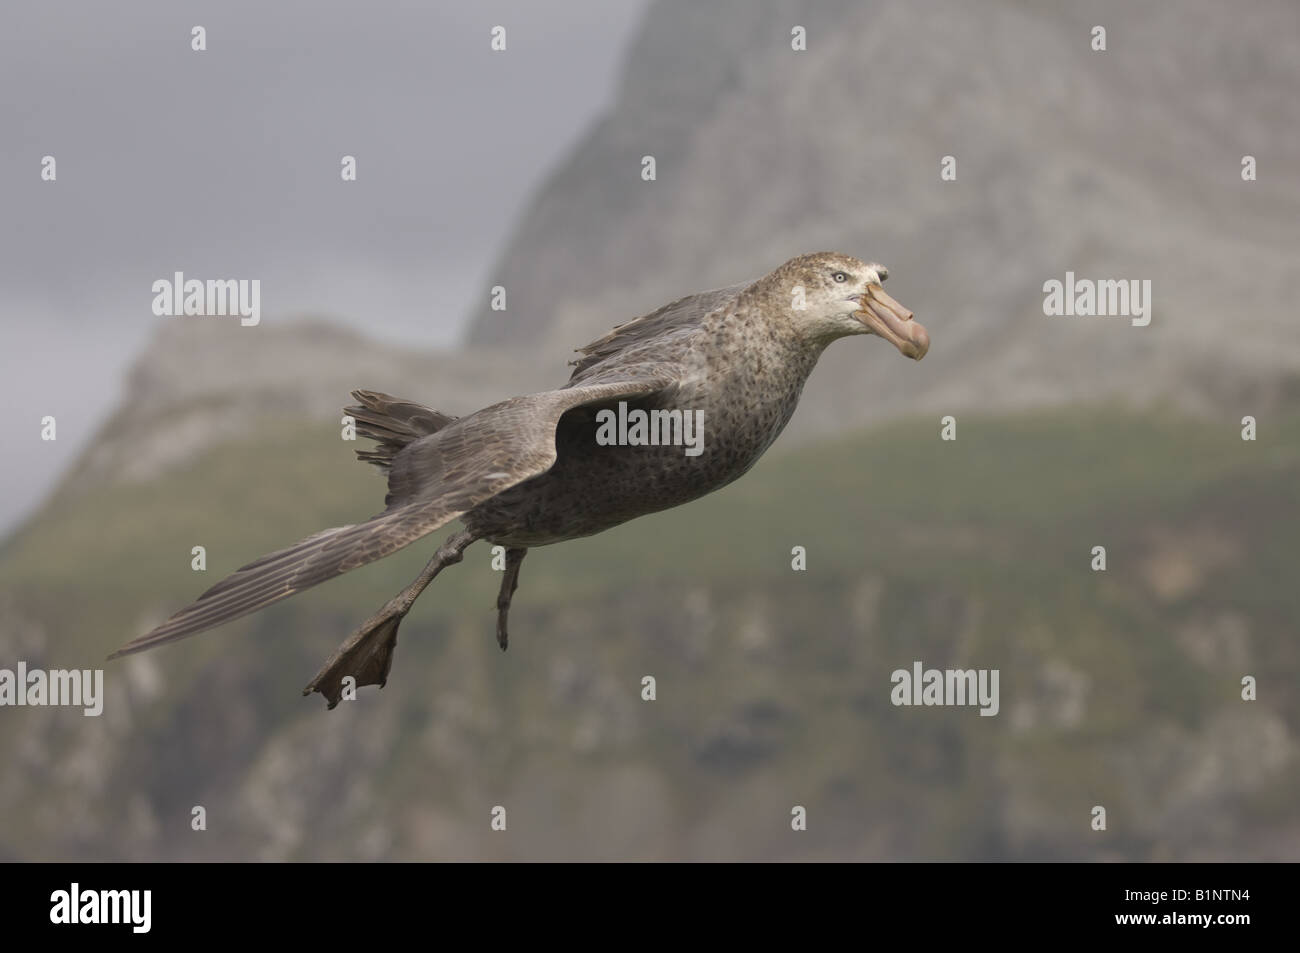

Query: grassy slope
left=0, top=404, right=1296, bottom=860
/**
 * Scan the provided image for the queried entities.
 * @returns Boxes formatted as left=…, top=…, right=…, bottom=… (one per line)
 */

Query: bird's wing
left=568, top=282, right=747, bottom=381
left=110, top=366, right=681, bottom=659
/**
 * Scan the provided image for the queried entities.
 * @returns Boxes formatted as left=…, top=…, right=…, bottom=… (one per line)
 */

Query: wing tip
left=106, top=639, right=146, bottom=662
left=107, top=629, right=170, bottom=660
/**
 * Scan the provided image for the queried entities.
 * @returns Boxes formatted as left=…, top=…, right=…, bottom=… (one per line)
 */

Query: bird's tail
left=345, top=389, right=456, bottom=472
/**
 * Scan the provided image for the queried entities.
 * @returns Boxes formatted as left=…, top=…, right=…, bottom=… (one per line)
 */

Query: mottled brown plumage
left=110, top=252, right=929, bottom=707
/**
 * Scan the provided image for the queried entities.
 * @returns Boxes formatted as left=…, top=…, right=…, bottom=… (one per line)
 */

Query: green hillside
left=0, top=405, right=1296, bottom=860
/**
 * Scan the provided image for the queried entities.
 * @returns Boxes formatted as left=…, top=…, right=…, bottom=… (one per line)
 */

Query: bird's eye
left=832, top=272, right=848, bottom=283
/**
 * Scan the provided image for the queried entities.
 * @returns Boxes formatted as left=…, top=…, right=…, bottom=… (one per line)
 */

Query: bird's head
left=770, top=252, right=929, bottom=360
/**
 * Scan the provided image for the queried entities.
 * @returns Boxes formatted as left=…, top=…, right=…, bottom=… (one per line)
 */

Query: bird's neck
left=690, top=302, right=827, bottom=403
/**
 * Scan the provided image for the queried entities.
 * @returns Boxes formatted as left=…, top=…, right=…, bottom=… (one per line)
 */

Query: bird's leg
left=495, top=547, right=527, bottom=651
left=303, top=529, right=476, bottom=709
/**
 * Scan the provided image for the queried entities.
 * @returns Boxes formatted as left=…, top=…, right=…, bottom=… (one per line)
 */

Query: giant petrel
left=110, top=252, right=930, bottom=707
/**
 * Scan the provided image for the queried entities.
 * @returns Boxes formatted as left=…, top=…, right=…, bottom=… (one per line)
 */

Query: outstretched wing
left=110, top=366, right=681, bottom=659
left=568, top=282, right=746, bottom=380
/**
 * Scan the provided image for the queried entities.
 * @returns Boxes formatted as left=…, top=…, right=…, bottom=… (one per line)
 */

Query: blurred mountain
left=56, top=319, right=555, bottom=500
left=469, top=0, right=1300, bottom=438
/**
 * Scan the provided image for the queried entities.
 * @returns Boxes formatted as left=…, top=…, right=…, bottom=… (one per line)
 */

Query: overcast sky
left=0, top=0, right=650, bottom=536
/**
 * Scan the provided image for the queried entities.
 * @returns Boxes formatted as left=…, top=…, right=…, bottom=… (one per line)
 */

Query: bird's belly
left=465, top=418, right=777, bottom=547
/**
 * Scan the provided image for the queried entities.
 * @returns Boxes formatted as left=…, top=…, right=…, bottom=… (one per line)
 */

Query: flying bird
left=110, top=252, right=930, bottom=707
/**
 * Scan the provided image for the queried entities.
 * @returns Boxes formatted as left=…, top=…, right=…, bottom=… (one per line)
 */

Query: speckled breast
left=464, top=383, right=804, bottom=548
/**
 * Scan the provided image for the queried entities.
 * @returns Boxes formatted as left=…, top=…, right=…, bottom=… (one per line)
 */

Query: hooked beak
left=853, top=284, right=929, bottom=360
